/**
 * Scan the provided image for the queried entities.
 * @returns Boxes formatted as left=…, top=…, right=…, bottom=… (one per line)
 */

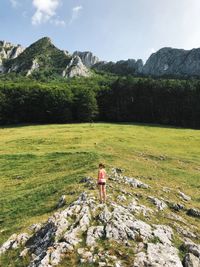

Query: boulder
left=187, top=208, right=200, bottom=218
left=183, top=253, right=200, bottom=267
left=179, top=191, right=191, bottom=202
left=148, top=196, right=168, bottom=211
left=133, top=243, right=183, bottom=267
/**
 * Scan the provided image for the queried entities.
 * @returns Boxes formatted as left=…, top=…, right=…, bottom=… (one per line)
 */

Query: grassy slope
left=0, top=123, right=200, bottom=247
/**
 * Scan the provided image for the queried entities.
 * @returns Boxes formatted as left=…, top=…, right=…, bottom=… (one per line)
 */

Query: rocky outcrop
left=187, top=208, right=200, bottom=218
left=0, top=169, right=199, bottom=267
left=26, top=59, right=40, bottom=76
left=133, top=243, right=183, bottom=267
left=179, top=191, right=191, bottom=202
left=142, top=47, right=200, bottom=77
left=0, top=41, right=25, bottom=73
left=148, top=196, right=168, bottom=211
left=183, top=253, right=200, bottom=267
left=0, top=191, right=185, bottom=266
left=62, top=56, right=91, bottom=78
left=73, top=51, right=99, bottom=67
left=0, top=233, right=29, bottom=255
left=0, top=41, right=24, bottom=60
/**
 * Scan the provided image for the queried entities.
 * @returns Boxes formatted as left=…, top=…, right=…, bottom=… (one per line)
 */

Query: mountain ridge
left=1, top=37, right=200, bottom=78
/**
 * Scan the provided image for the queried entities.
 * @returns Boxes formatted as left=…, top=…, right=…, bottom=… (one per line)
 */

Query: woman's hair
left=99, top=163, right=105, bottom=168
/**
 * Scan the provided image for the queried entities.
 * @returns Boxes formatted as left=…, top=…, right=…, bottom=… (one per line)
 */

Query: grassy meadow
left=0, top=122, right=200, bottom=249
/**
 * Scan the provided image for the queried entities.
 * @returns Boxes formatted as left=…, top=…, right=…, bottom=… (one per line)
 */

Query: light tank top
left=98, top=169, right=106, bottom=183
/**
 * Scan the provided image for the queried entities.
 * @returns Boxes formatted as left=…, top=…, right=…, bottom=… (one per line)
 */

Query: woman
left=97, top=163, right=107, bottom=203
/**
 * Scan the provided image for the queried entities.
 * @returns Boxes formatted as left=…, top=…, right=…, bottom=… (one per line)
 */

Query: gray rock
left=26, top=59, right=40, bottom=76
left=171, top=203, right=185, bottom=212
left=148, top=196, right=168, bottom=211
left=86, top=226, right=104, bottom=246
left=172, top=223, right=197, bottom=239
left=133, top=243, right=183, bottom=267
left=62, top=55, right=91, bottom=78
left=179, top=191, right=191, bottom=201
left=152, top=225, right=173, bottom=245
left=128, top=199, right=154, bottom=216
left=117, top=195, right=127, bottom=202
left=142, top=47, right=200, bottom=77
left=182, top=239, right=200, bottom=258
left=98, top=205, right=112, bottom=223
left=124, top=176, right=149, bottom=189
left=0, top=233, right=30, bottom=255
left=29, top=224, right=42, bottom=233
left=187, top=208, right=200, bottom=218
left=73, top=51, right=99, bottom=67
left=183, top=253, right=200, bottom=267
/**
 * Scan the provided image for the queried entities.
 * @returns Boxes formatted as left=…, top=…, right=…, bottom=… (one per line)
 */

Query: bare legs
left=99, top=184, right=106, bottom=203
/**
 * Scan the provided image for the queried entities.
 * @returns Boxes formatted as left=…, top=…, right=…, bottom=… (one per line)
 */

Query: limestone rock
left=73, top=51, right=99, bottom=67
left=26, top=59, right=40, bottom=76
left=183, top=253, right=200, bottom=267
left=124, top=176, right=149, bottom=189
left=152, top=225, right=173, bottom=245
left=182, top=239, right=200, bottom=258
left=133, top=243, right=183, bottom=267
left=0, top=41, right=24, bottom=73
left=187, top=208, right=200, bottom=218
left=171, top=203, right=185, bottom=211
left=86, top=226, right=105, bottom=246
left=148, top=196, right=168, bottom=211
left=62, top=55, right=91, bottom=78
left=117, top=195, right=127, bottom=202
left=128, top=199, right=154, bottom=216
left=179, top=191, right=191, bottom=201
left=0, top=233, right=30, bottom=255
left=142, top=47, right=200, bottom=77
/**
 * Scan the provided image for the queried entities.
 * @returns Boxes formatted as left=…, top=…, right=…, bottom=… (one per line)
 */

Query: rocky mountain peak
left=73, top=51, right=99, bottom=67
left=142, top=47, right=200, bottom=77
left=62, top=55, right=91, bottom=78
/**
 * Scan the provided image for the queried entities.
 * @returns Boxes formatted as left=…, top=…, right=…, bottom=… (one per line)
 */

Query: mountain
left=1, top=37, right=200, bottom=78
left=143, top=47, right=200, bottom=77
left=3, top=37, right=71, bottom=76
left=73, top=51, right=99, bottom=67
left=93, top=59, right=143, bottom=75
left=0, top=37, right=96, bottom=78
left=0, top=41, right=25, bottom=72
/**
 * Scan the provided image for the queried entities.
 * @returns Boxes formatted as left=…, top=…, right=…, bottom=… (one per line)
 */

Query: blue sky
left=1, top=0, right=200, bottom=62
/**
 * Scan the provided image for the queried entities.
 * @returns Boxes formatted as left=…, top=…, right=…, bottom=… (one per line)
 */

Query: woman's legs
left=99, top=184, right=103, bottom=202
left=102, top=185, right=106, bottom=203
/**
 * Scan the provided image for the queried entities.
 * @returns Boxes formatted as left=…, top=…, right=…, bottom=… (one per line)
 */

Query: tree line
left=0, top=76, right=199, bottom=128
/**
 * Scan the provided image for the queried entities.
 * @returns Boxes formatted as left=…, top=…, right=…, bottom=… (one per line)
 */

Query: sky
left=1, top=0, right=200, bottom=63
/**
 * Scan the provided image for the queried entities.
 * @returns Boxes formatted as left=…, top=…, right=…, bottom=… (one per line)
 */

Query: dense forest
left=0, top=73, right=200, bottom=128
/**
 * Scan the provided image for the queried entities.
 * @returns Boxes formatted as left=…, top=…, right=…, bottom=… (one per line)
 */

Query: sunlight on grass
left=0, top=122, right=200, bottom=246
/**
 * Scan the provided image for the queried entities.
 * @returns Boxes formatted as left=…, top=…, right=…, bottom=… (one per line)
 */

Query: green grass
left=0, top=122, right=200, bottom=248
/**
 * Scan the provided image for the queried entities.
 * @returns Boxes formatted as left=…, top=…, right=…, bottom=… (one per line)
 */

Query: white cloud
left=69, top=5, right=83, bottom=24
left=10, top=0, right=19, bottom=8
left=32, top=0, right=60, bottom=25
left=51, top=18, right=66, bottom=27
